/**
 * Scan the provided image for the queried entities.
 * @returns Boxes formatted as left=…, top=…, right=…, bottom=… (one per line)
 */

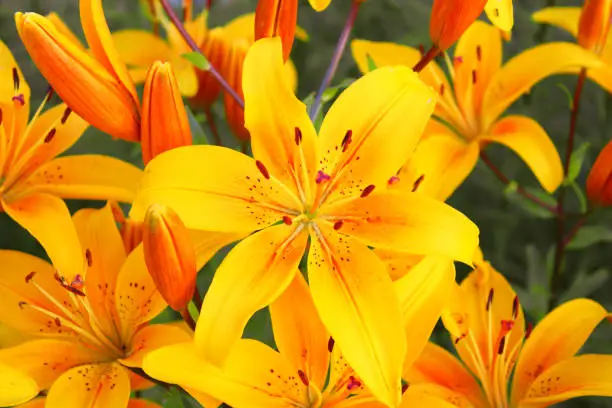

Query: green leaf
left=556, top=83, right=574, bottom=110
left=559, top=268, right=610, bottom=302
left=188, top=300, right=199, bottom=321
left=567, top=225, right=612, bottom=250
left=568, top=180, right=588, bottom=214
left=185, top=105, right=209, bottom=145
left=524, top=245, right=549, bottom=318
left=182, top=52, right=211, bottom=71
left=564, top=142, right=590, bottom=185
left=163, top=387, right=187, bottom=408
left=321, top=78, right=354, bottom=104
left=366, top=53, right=377, bottom=71
left=505, top=185, right=556, bottom=219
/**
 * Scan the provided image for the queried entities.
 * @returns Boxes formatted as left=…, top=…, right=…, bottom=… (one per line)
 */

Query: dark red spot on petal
left=411, top=175, right=425, bottom=192
left=315, top=170, right=331, bottom=184
left=341, top=130, right=353, bottom=152
left=497, top=336, right=506, bottom=355
left=25, top=271, right=36, bottom=283
left=61, top=107, right=72, bottom=125
left=333, top=220, right=343, bottom=230
left=294, top=127, right=302, bottom=146
left=472, top=70, right=478, bottom=84
left=12, top=67, right=19, bottom=91
left=388, top=175, right=400, bottom=186
left=476, top=45, right=482, bottom=62
left=439, top=83, right=445, bottom=96
left=347, top=375, right=362, bottom=391
left=44, top=128, right=56, bottom=143
left=454, top=56, right=464, bottom=65
left=85, top=249, right=92, bottom=267
left=255, top=160, right=270, bottom=180
left=360, top=184, right=375, bottom=198
left=54, top=317, right=61, bottom=327
left=18, top=301, right=27, bottom=309
left=454, top=333, right=466, bottom=344
left=297, top=369, right=309, bottom=386
left=486, top=288, right=494, bottom=311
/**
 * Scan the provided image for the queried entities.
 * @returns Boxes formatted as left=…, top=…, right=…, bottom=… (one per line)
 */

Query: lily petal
left=112, top=30, right=175, bottom=72
left=223, top=40, right=249, bottom=141
left=585, top=64, right=612, bottom=94
left=46, top=12, right=86, bottom=50
left=481, top=115, right=563, bottom=193
left=2, top=193, right=84, bottom=282
left=320, top=190, right=479, bottom=265
left=46, top=362, right=130, bottom=408
left=0, top=362, right=39, bottom=407
left=120, top=324, right=192, bottom=368
left=308, top=0, right=331, bottom=12
left=130, top=145, right=300, bottom=233
left=484, top=0, right=514, bottom=32
left=482, top=42, right=603, bottom=129
left=308, top=224, right=406, bottom=408
left=396, top=134, right=480, bottom=201
left=0, top=39, right=31, bottom=106
left=18, top=155, right=142, bottom=203
left=511, top=298, right=608, bottom=404
left=243, top=37, right=318, bottom=203
left=128, top=399, right=163, bottom=408
left=405, top=343, right=487, bottom=407
left=195, top=224, right=308, bottom=366
left=400, top=385, right=465, bottom=408
left=255, top=0, right=298, bottom=61
left=374, top=248, right=424, bottom=281
left=394, top=256, right=456, bottom=371
left=532, top=7, right=581, bottom=38
left=270, top=273, right=330, bottom=390
left=519, top=354, right=612, bottom=407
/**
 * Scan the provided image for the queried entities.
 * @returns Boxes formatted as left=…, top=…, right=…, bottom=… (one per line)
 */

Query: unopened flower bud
left=429, top=0, right=487, bottom=51
left=255, top=0, right=298, bottom=62
left=189, top=28, right=227, bottom=109
left=143, top=204, right=197, bottom=311
left=141, top=61, right=192, bottom=164
left=578, top=0, right=612, bottom=53
left=586, top=141, right=612, bottom=207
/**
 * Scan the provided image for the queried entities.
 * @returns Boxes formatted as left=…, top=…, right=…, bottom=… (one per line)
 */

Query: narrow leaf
left=182, top=52, right=211, bottom=71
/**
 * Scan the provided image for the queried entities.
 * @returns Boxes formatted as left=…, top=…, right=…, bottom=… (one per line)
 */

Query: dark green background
left=1, top=0, right=611, bottom=406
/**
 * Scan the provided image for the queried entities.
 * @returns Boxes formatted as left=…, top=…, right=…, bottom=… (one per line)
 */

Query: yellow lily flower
left=130, top=37, right=479, bottom=407
left=15, top=398, right=161, bottom=408
left=143, top=255, right=456, bottom=408
left=0, top=204, right=195, bottom=408
left=0, top=39, right=142, bottom=281
left=352, top=21, right=605, bottom=199
left=404, top=255, right=612, bottom=407
left=0, top=363, right=38, bottom=407
left=533, top=4, right=612, bottom=93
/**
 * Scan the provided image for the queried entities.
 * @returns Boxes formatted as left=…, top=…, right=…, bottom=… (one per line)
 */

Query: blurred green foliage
left=1, top=0, right=612, bottom=406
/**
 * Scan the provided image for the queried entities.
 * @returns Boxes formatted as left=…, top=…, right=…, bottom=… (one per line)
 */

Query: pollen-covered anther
left=61, top=107, right=72, bottom=125
left=44, top=128, right=56, bottom=143
left=360, top=184, right=376, bottom=198
left=18, top=301, right=27, bottom=310
left=497, top=336, right=506, bottom=355
left=297, top=369, right=309, bottom=386
left=71, top=274, right=85, bottom=291
left=525, top=322, right=533, bottom=339
left=401, top=382, right=409, bottom=393
left=411, top=175, right=425, bottom=192
left=388, top=175, right=400, bottom=186
left=476, top=45, right=482, bottom=61
left=85, top=249, right=93, bottom=267
left=347, top=375, right=362, bottom=391
left=316, top=170, right=331, bottom=184
left=472, top=70, right=478, bottom=84
left=500, top=319, right=514, bottom=334
left=12, top=67, right=19, bottom=91
left=12, top=94, right=25, bottom=106
left=282, top=216, right=293, bottom=225
left=511, top=295, right=519, bottom=319
left=439, top=83, right=445, bottom=96
left=333, top=220, right=343, bottom=230
left=341, top=130, right=353, bottom=152
left=255, top=160, right=270, bottom=180
left=25, top=271, right=37, bottom=283
left=294, top=127, right=302, bottom=146
left=454, top=333, right=467, bottom=344
left=327, top=336, right=335, bottom=353
left=486, top=288, right=494, bottom=311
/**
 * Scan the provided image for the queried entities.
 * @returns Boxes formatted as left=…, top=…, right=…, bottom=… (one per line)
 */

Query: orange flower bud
left=586, top=141, right=612, bottom=207
left=143, top=204, right=197, bottom=311
left=255, top=0, right=298, bottom=62
left=578, top=0, right=612, bottom=53
left=223, top=40, right=250, bottom=141
left=189, top=28, right=227, bottom=109
left=429, top=0, right=487, bottom=51
left=141, top=61, right=192, bottom=164
left=110, top=202, right=143, bottom=253
left=15, top=12, right=141, bottom=142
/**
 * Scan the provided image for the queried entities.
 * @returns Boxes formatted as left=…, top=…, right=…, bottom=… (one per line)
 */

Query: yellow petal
left=0, top=339, right=96, bottom=390
left=46, top=363, right=130, bottom=408
left=17, top=155, right=142, bottom=203
left=79, top=0, right=138, bottom=103
left=453, top=21, right=502, bottom=123
left=320, top=190, right=479, bottom=265
left=405, top=343, right=487, bottom=407
left=585, top=64, right=612, bottom=94
left=194, top=224, right=308, bottom=366
left=317, top=66, right=437, bottom=204
left=308, top=0, right=331, bottom=12
left=12, top=398, right=46, bottom=408
left=0, top=39, right=31, bottom=107
left=112, top=30, right=175, bottom=70
left=481, top=115, right=563, bottom=193
left=394, top=256, right=456, bottom=371
left=270, top=273, right=330, bottom=389
left=173, top=62, right=199, bottom=97
left=519, top=355, right=612, bottom=406
left=141, top=61, right=192, bottom=164
left=0, top=363, right=38, bottom=407
left=243, top=37, right=318, bottom=203
left=2, top=193, right=84, bottom=282
left=396, top=134, right=480, bottom=201
left=120, top=324, right=192, bottom=368
left=144, top=341, right=302, bottom=408
left=72, top=204, right=126, bottom=345
left=308, top=224, right=406, bottom=408
left=400, top=386, right=464, bottom=408
left=511, top=298, right=608, bottom=404
left=374, top=248, right=424, bottom=281
left=482, top=42, right=603, bottom=128
left=484, top=0, right=514, bottom=32
left=15, top=12, right=141, bottom=142
left=531, top=7, right=581, bottom=38
left=130, top=145, right=301, bottom=233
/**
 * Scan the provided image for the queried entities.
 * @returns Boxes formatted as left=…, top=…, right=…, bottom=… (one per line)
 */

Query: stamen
left=12, top=94, right=25, bottom=106
left=71, top=274, right=85, bottom=291
left=472, top=70, right=478, bottom=84
left=486, top=288, right=494, bottom=311
left=61, top=107, right=72, bottom=125
left=347, top=375, right=361, bottom=391
left=327, top=337, right=335, bottom=353
left=360, top=184, right=375, bottom=198
left=297, top=369, right=309, bottom=386
left=388, top=175, right=400, bottom=186
left=18, top=301, right=27, bottom=309
left=401, top=382, right=409, bottom=393
left=333, top=220, right=343, bottom=230
left=54, top=317, right=61, bottom=327
left=85, top=249, right=93, bottom=267
left=255, top=160, right=270, bottom=180
left=315, top=170, right=331, bottom=184
left=525, top=322, right=533, bottom=339
left=282, top=215, right=293, bottom=225
left=25, top=271, right=36, bottom=283
left=12, top=68, right=19, bottom=91
left=476, top=45, right=482, bottom=62
left=43, top=87, right=54, bottom=104
left=411, top=175, right=425, bottom=192
left=0, top=108, right=3, bottom=126
left=341, top=130, right=353, bottom=152
left=511, top=296, right=519, bottom=320
left=454, top=333, right=467, bottom=344
left=439, top=83, right=445, bottom=96
left=44, top=128, right=56, bottom=143
left=497, top=336, right=506, bottom=355
left=294, top=127, right=302, bottom=146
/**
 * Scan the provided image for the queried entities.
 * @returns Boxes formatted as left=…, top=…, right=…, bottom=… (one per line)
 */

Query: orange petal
left=577, top=0, right=612, bottom=52
left=255, top=0, right=298, bottom=61
left=429, top=0, right=487, bottom=51
left=223, top=40, right=250, bottom=141
left=586, top=140, right=612, bottom=206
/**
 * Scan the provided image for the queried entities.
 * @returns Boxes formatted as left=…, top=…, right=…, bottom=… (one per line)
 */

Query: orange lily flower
left=0, top=204, right=193, bottom=408
left=0, top=39, right=142, bottom=281
left=130, top=37, right=478, bottom=407
left=533, top=2, right=612, bottom=93
left=255, top=0, right=298, bottom=61
left=404, top=255, right=612, bottom=407
left=353, top=21, right=604, bottom=200
left=586, top=140, right=612, bottom=207
left=143, top=256, right=456, bottom=408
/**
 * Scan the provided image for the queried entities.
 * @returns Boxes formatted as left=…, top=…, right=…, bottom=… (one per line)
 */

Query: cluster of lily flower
left=0, top=0, right=612, bottom=407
